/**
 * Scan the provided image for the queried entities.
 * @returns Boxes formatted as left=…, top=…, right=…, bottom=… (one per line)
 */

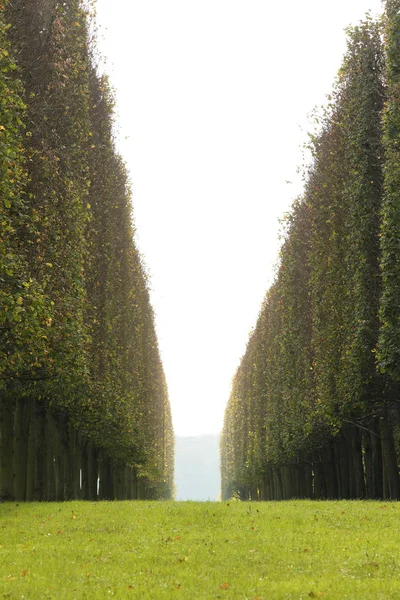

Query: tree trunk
left=334, top=433, right=350, bottom=498
left=13, top=397, right=32, bottom=501
left=363, top=428, right=373, bottom=499
left=25, top=397, right=38, bottom=501
left=99, top=450, right=114, bottom=500
left=69, top=426, right=81, bottom=499
left=380, top=406, right=400, bottom=499
left=43, top=411, right=57, bottom=501
left=371, top=417, right=383, bottom=498
left=344, top=426, right=365, bottom=499
left=54, top=414, right=64, bottom=501
left=313, top=456, right=327, bottom=499
left=0, top=393, right=15, bottom=501
left=304, top=462, right=314, bottom=499
left=272, top=465, right=283, bottom=500
left=33, top=406, right=46, bottom=501
left=322, top=442, right=338, bottom=499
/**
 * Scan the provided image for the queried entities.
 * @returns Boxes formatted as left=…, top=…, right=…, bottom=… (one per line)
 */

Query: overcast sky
left=94, top=0, right=384, bottom=436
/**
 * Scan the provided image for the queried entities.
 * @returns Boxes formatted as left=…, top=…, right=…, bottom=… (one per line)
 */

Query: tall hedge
left=0, top=0, right=174, bottom=501
left=221, top=12, right=400, bottom=501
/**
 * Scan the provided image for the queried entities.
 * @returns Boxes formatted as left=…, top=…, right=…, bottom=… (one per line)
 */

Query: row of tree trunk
left=0, top=396, right=152, bottom=502
left=232, top=416, right=400, bottom=501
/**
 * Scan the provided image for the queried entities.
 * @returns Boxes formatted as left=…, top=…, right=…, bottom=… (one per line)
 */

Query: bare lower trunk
left=25, top=398, right=37, bottom=501
left=43, top=411, right=57, bottom=501
left=14, top=397, right=32, bottom=501
left=33, top=406, right=46, bottom=501
left=0, top=393, right=15, bottom=501
left=380, top=407, right=400, bottom=499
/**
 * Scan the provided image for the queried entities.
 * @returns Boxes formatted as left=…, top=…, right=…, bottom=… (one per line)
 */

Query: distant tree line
left=0, top=0, right=174, bottom=501
left=221, top=3, right=400, bottom=501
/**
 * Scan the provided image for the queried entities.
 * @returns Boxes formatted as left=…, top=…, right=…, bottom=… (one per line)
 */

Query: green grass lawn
left=1, top=500, right=400, bottom=599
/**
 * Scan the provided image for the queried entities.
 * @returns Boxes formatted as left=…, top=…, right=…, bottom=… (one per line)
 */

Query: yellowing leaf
left=220, top=583, right=230, bottom=590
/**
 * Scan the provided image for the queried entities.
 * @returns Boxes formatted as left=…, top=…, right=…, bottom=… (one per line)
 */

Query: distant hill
left=175, top=434, right=220, bottom=501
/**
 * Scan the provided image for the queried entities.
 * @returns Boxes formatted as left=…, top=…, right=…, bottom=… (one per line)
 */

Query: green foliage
left=378, top=0, right=400, bottom=378
left=309, top=18, right=385, bottom=425
left=0, top=5, right=50, bottom=382
left=5, top=0, right=92, bottom=396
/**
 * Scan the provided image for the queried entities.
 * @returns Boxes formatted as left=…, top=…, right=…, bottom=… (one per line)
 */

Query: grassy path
left=1, top=500, right=400, bottom=598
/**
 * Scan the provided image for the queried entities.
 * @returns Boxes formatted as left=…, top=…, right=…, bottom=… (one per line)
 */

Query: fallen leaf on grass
left=178, top=556, right=189, bottom=563
left=220, top=582, right=230, bottom=590
left=20, top=570, right=28, bottom=577
left=309, top=592, right=326, bottom=599
left=127, top=585, right=133, bottom=590
left=364, top=561, right=379, bottom=569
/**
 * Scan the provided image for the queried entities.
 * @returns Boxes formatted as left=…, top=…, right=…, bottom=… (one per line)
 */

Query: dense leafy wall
left=221, top=9, right=400, bottom=501
left=0, top=0, right=174, bottom=501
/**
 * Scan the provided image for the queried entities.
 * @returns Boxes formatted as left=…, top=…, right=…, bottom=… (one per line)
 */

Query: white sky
left=94, top=0, right=384, bottom=436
